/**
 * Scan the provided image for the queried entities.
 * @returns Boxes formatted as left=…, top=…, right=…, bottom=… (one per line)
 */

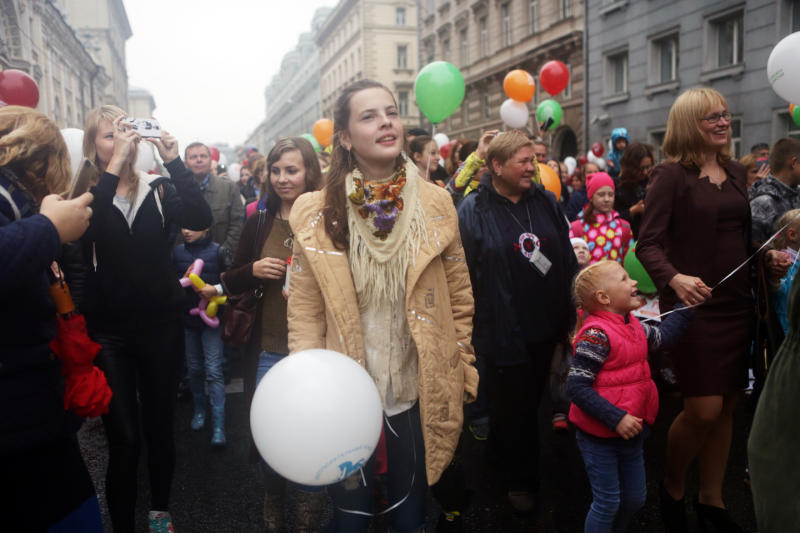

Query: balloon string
left=639, top=211, right=800, bottom=323
left=424, top=123, right=436, bottom=182
left=336, top=411, right=417, bottom=518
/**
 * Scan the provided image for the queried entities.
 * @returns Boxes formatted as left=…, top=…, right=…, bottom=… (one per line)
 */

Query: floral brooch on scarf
left=348, top=165, right=407, bottom=240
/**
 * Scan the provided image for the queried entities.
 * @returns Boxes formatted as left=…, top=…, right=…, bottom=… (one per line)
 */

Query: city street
left=78, top=356, right=759, bottom=532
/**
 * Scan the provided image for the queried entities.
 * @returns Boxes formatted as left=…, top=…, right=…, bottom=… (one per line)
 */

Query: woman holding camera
left=78, top=105, right=211, bottom=533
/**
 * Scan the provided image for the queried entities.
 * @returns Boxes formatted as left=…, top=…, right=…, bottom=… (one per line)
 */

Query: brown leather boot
left=294, top=489, right=326, bottom=533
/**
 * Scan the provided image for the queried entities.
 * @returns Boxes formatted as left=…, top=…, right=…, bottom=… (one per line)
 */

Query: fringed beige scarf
left=346, top=161, right=427, bottom=309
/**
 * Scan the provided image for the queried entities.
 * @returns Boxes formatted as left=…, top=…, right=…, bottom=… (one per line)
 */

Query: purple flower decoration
left=374, top=207, right=399, bottom=233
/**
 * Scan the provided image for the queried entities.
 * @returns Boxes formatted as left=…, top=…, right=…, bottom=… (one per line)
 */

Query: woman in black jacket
left=78, top=105, right=211, bottom=533
left=614, top=142, right=654, bottom=239
left=457, top=130, right=578, bottom=515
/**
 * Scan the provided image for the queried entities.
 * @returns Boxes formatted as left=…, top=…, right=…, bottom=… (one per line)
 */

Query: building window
left=529, top=0, right=537, bottom=33
left=462, top=100, right=469, bottom=125
left=784, top=111, right=800, bottom=139
left=398, top=91, right=409, bottom=116
left=605, top=50, right=628, bottom=96
left=561, top=0, right=570, bottom=18
left=482, top=92, right=490, bottom=119
left=480, top=17, right=488, bottom=57
left=396, top=7, right=406, bottom=26
left=649, top=129, right=665, bottom=161
left=731, top=117, right=742, bottom=158
left=426, top=42, right=435, bottom=64
left=562, top=65, right=572, bottom=99
left=502, top=4, right=511, bottom=47
left=397, top=45, right=408, bottom=69
left=649, top=33, right=679, bottom=84
left=707, top=11, right=743, bottom=69
left=460, top=28, right=469, bottom=66
left=442, top=38, right=450, bottom=62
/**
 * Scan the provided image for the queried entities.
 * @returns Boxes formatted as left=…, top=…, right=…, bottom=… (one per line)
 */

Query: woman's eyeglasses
left=699, top=111, right=732, bottom=124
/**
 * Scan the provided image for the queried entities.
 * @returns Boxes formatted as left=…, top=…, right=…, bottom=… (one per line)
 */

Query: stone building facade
left=419, top=0, right=585, bottom=159
left=61, top=0, right=131, bottom=110
left=317, top=0, right=421, bottom=129
left=584, top=0, right=800, bottom=160
left=0, top=0, right=109, bottom=128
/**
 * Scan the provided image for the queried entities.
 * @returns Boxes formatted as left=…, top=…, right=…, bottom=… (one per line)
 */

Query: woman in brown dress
left=637, top=88, right=788, bottom=533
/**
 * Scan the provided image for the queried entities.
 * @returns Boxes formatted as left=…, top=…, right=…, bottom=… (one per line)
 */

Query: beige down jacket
left=287, top=179, right=479, bottom=485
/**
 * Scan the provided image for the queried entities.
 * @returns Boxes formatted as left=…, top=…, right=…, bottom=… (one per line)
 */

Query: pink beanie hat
left=586, top=172, right=615, bottom=199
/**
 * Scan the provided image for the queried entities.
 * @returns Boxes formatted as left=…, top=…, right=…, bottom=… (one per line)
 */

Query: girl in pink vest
left=566, top=261, right=692, bottom=533
left=569, top=172, right=634, bottom=264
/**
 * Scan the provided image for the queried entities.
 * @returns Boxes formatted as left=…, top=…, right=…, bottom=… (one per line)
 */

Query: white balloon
left=218, top=152, right=227, bottom=166
left=60, top=128, right=84, bottom=178
left=228, top=163, right=241, bottom=181
left=433, top=132, right=450, bottom=149
left=135, top=143, right=156, bottom=173
left=499, top=99, right=529, bottom=129
left=250, top=349, right=383, bottom=486
left=768, top=32, right=800, bottom=103
left=564, top=156, right=577, bottom=176
left=595, top=157, right=607, bottom=170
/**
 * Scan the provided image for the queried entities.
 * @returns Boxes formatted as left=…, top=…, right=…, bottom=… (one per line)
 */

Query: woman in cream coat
left=287, top=79, right=477, bottom=533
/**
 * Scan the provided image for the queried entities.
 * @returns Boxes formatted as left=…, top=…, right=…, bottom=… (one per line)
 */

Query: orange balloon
left=313, top=119, right=334, bottom=147
left=537, top=163, right=561, bottom=201
left=791, top=103, right=796, bottom=114
left=503, top=70, right=536, bottom=103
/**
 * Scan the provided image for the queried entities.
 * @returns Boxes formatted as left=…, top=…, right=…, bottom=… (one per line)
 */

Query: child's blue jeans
left=575, top=426, right=649, bottom=533
left=184, top=326, right=225, bottom=410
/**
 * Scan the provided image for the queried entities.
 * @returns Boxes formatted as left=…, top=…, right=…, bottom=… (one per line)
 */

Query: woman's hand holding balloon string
left=668, top=273, right=712, bottom=307
left=765, top=249, right=792, bottom=284
left=252, top=256, right=287, bottom=280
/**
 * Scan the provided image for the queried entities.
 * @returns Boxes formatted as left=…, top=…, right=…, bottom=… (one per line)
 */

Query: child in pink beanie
left=569, top=172, right=634, bottom=264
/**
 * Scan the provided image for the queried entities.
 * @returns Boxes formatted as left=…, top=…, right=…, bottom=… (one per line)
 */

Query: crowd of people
left=2, top=80, right=800, bottom=533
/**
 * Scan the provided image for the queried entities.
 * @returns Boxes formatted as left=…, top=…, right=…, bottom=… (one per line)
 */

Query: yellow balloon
left=214, top=295, right=227, bottom=305
left=206, top=301, right=218, bottom=318
left=189, top=273, right=206, bottom=290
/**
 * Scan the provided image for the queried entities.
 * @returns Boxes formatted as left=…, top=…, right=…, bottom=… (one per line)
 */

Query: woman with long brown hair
left=286, top=79, right=477, bottom=532
left=615, top=141, right=654, bottom=238
left=221, top=136, right=323, bottom=531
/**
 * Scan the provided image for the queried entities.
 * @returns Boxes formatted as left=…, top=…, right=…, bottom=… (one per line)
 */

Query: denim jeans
left=327, top=403, right=428, bottom=533
left=575, top=427, right=649, bottom=533
left=184, top=327, right=225, bottom=410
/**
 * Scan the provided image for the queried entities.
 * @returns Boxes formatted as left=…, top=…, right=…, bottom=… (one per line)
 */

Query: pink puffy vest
left=568, top=310, right=659, bottom=438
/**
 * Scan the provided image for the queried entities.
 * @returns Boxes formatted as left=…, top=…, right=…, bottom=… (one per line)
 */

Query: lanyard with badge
left=503, top=201, right=552, bottom=276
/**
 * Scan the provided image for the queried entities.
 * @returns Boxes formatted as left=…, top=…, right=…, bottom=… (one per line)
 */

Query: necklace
left=277, top=210, right=294, bottom=249
left=503, top=201, right=533, bottom=234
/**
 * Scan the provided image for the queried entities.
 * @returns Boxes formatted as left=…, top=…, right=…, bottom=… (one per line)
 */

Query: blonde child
left=770, top=209, right=800, bottom=334
left=567, top=261, right=692, bottom=533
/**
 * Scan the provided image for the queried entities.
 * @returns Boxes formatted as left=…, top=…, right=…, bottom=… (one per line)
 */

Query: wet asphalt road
left=78, top=360, right=759, bottom=532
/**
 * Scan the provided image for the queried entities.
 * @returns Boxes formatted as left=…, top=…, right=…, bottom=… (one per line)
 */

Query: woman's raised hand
left=476, top=130, right=498, bottom=160
left=668, top=273, right=712, bottom=307
left=147, top=129, right=179, bottom=164
left=252, top=257, right=287, bottom=280
left=107, top=116, right=141, bottom=175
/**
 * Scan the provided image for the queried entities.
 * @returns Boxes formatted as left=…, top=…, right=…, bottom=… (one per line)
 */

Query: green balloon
left=624, top=242, right=657, bottom=295
left=414, top=61, right=465, bottom=124
left=301, top=133, right=322, bottom=152
left=792, top=105, right=800, bottom=128
left=536, top=99, right=563, bottom=131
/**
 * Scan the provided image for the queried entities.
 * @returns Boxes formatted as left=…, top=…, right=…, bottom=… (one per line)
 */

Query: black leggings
left=93, top=320, right=183, bottom=533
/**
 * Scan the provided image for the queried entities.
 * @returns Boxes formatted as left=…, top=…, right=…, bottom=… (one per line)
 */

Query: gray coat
left=202, top=173, right=244, bottom=252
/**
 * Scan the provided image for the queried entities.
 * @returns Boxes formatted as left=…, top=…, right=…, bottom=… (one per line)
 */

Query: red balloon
left=591, top=142, right=604, bottom=157
left=440, top=139, right=457, bottom=160
left=539, top=60, right=569, bottom=96
left=577, top=156, right=589, bottom=167
left=208, top=146, right=220, bottom=162
left=0, top=69, right=40, bottom=108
